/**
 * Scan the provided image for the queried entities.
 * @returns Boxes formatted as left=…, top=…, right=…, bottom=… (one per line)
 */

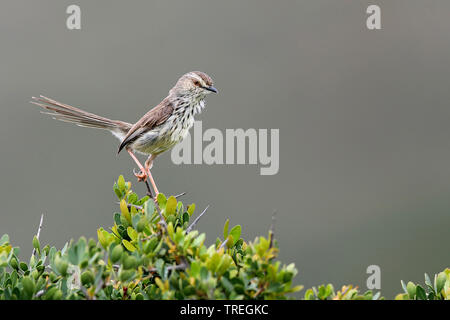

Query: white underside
left=114, top=99, right=204, bottom=156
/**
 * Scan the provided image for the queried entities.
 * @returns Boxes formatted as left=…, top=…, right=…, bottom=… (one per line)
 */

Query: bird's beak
left=204, top=86, right=218, bottom=93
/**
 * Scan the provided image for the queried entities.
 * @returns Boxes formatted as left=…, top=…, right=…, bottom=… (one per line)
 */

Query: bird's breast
left=132, top=102, right=200, bottom=155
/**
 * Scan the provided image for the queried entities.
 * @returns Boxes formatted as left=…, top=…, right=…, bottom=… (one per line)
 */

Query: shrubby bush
left=0, top=175, right=301, bottom=300
left=303, top=284, right=381, bottom=300
left=0, top=175, right=448, bottom=300
left=395, top=269, right=450, bottom=300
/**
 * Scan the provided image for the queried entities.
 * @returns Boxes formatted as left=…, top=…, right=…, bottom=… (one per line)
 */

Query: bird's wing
left=117, top=99, right=174, bottom=154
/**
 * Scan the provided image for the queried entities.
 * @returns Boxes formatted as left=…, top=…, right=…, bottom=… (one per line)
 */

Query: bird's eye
left=193, top=80, right=200, bottom=86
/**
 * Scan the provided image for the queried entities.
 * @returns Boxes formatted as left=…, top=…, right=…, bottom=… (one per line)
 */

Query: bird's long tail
left=30, top=95, right=132, bottom=139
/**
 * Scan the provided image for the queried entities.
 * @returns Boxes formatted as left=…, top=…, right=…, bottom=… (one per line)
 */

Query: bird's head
left=171, top=71, right=218, bottom=98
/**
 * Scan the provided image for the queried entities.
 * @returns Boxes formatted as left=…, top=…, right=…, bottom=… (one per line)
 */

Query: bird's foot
left=133, top=168, right=148, bottom=182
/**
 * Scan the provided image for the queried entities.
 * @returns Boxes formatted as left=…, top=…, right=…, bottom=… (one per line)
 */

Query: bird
left=31, top=71, right=218, bottom=198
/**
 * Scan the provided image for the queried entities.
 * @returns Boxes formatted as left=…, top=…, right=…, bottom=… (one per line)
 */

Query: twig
left=186, top=205, right=209, bottom=233
left=144, top=180, right=153, bottom=199
left=269, top=210, right=277, bottom=249
left=218, top=238, right=228, bottom=251
left=174, top=192, right=186, bottom=199
left=35, top=290, right=45, bottom=298
left=31, top=214, right=44, bottom=259
left=120, top=202, right=143, bottom=210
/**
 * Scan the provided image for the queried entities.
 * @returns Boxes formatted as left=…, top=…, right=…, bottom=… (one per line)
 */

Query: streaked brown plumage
left=31, top=71, right=217, bottom=197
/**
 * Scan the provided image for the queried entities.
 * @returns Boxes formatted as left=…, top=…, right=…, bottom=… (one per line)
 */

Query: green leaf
left=192, top=234, right=205, bottom=247
left=122, top=240, right=136, bottom=252
left=81, top=271, right=95, bottom=286
left=110, top=245, right=123, bottom=263
left=136, top=217, right=147, bottom=232
left=226, top=235, right=234, bottom=248
left=182, top=212, right=190, bottom=225
left=221, top=277, right=234, bottom=294
left=123, top=256, right=137, bottom=269
left=137, top=195, right=150, bottom=206
left=19, top=262, right=28, bottom=272
left=415, top=285, right=427, bottom=300
left=55, top=256, right=68, bottom=276
left=189, top=261, right=200, bottom=277
left=157, top=193, right=167, bottom=208
left=424, top=273, right=432, bottom=289
left=114, top=212, right=121, bottom=226
left=187, top=203, right=196, bottom=216
left=114, top=185, right=123, bottom=199
left=304, top=288, right=315, bottom=300
left=135, top=293, right=144, bottom=300
left=119, top=270, right=135, bottom=282
left=165, top=196, right=177, bottom=216
left=154, top=259, right=165, bottom=276
left=223, top=219, right=230, bottom=240
left=200, top=266, right=208, bottom=280
left=32, top=236, right=40, bottom=254
left=9, top=257, right=18, bottom=270
left=22, top=276, right=35, bottom=299
left=132, top=214, right=141, bottom=229
left=117, top=175, right=126, bottom=191
left=43, top=287, right=58, bottom=300
left=229, top=225, right=241, bottom=245
left=120, top=200, right=132, bottom=224
left=128, top=193, right=138, bottom=204
left=436, top=272, right=447, bottom=294
left=97, top=228, right=108, bottom=249
left=145, top=199, right=156, bottom=217
left=127, top=227, right=138, bottom=242
left=144, top=237, right=158, bottom=254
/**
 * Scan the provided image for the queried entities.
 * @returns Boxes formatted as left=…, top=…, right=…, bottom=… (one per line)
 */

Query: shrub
left=395, top=269, right=450, bottom=300
left=0, top=175, right=448, bottom=300
left=304, top=284, right=381, bottom=300
left=0, top=175, right=301, bottom=300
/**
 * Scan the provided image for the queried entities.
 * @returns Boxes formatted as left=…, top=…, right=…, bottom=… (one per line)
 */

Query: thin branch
left=144, top=180, right=153, bottom=199
left=120, top=202, right=143, bottom=210
left=174, top=192, right=186, bottom=199
left=31, top=214, right=44, bottom=259
left=186, top=205, right=210, bottom=233
left=218, top=238, right=228, bottom=251
left=35, top=290, right=45, bottom=298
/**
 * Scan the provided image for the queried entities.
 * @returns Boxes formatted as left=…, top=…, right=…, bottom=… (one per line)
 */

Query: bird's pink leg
left=145, top=155, right=159, bottom=197
left=127, top=149, right=148, bottom=182
left=127, top=150, right=159, bottom=198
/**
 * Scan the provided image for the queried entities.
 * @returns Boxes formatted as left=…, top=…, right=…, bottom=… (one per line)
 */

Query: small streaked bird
left=31, top=71, right=217, bottom=197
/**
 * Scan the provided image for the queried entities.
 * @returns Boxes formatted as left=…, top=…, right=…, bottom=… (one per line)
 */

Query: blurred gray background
left=1, top=0, right=449, bottom=298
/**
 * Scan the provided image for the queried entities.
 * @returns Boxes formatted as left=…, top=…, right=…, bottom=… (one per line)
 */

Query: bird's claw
left=133, top=168, right=148, bottom=182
